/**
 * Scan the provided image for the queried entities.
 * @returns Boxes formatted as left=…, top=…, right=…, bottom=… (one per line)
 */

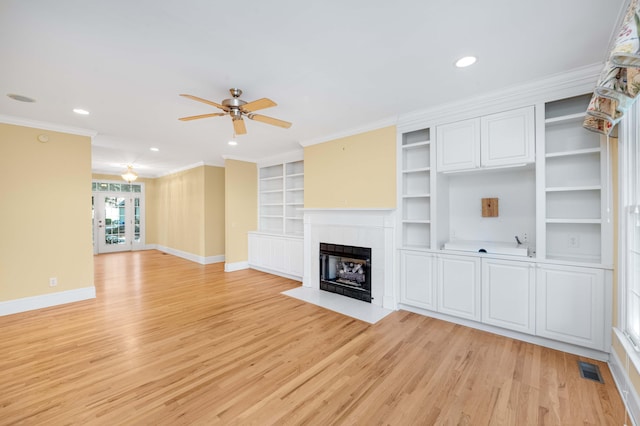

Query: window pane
left=132, top=184, right=141, bottom=193
left=98, top=183, right=109, bottom=191
left=92, top=182, right=97, bottom=191
left=104, top=197, right=126, bottom=245
left=121, top=184, right=131, bottom=192
left=109, top=183, right=121, bottom=192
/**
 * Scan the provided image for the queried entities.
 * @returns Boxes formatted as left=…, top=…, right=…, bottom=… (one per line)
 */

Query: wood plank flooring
left=0, top=250, right=627, bottom=424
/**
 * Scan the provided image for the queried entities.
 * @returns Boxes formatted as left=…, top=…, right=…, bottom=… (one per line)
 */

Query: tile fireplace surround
left=301, top=208, right=396, bottom=310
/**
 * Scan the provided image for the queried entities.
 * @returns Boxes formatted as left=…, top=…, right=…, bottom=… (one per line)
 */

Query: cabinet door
left=482, top=258, right=535, bottom=334
left=285, top=238, right=304, bottom=278
left=481, top=106, right=535, bottom=167
left=437, top=254, right=481, bottom=321
left=400, top=250, right=436, bottom=310
left=536, top=264, right=605, bottom=350
left=436, top=118, right=481, bottom=172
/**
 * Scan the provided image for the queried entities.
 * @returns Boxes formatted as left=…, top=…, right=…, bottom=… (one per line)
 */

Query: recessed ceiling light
left=228, top=140, right=238, bottom=146
left=73, top=108, right=90, bottom=115
left=150, top=147, right=159, bottom=152
left=7, top=93, right=35, bottom=103
left=455, top=56, right=477, bottom=68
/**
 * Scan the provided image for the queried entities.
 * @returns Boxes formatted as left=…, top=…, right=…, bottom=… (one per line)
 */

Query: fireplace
left=319, top=242, right=372, bottom=303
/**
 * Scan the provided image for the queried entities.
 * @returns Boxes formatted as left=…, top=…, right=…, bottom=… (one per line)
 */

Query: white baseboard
left=610, top=334, right=640, bottom=426
left=225, top=261, right=249, bottom=272
left=248, top=265, right=302, bottom=282
left=0, top=286, right=96, bottom=316
left=398, top=303, right=611, bottom=361
left=156, top=245, right=224, bottom=265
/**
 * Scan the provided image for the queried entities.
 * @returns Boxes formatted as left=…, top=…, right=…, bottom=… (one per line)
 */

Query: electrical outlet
left=567, top=234, right=580, bottom=248
left=523, top=233, right=528, bottom=243
left=49, top=277, right=58, bottom=287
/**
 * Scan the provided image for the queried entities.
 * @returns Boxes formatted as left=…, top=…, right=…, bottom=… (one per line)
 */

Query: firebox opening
left=319, top=243, right=372, bottom=303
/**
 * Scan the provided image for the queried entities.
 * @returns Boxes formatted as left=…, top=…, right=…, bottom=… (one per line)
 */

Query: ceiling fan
left=178, top=88, right=292, bottom=135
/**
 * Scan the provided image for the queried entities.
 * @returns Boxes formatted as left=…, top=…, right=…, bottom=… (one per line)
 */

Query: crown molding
left=397, top=63, right=602, bottom=132
left=0, top=114, right=98, bottom=138
left=299, top=116, right=398, bottom=148
left=256, top=149, right=304, bottom=168
left=157, top=161, right=207, bottom=177
left=221, top=155, right=258, bottom=163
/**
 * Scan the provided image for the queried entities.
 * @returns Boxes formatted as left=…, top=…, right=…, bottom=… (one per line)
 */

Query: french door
left=93, top=192, right=144, bottom=254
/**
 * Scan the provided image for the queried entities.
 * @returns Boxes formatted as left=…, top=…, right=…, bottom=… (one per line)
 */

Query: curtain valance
left=585, top=0, right=640, bottom=134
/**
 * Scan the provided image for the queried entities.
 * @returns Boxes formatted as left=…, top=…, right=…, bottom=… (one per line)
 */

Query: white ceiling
left=0, top=0, right=626, bottom=177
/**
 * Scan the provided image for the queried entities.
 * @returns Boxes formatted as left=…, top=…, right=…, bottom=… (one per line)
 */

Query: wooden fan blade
left=248, top=113, right=292, bottom=129
left=178, top=112, right=225, bottom=121
left=233, top=118, right=247, bottom=135
left=241, top=98, right=276, bottom=113
left=179, top=94, right=227, bottom=111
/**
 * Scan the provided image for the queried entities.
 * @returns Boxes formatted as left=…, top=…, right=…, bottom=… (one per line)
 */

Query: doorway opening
left=92, top=181, right=145, bottom=254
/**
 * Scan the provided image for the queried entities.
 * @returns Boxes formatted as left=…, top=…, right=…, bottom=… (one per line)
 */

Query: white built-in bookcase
left=539, top=94, right=611, bottom=265
left=400, top=128, right=433, bottom=250
left=258, top=160, right=304, bottom=236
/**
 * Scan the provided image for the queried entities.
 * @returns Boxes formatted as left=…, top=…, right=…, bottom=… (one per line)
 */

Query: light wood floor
left=0, top=250, right=627, bottom=425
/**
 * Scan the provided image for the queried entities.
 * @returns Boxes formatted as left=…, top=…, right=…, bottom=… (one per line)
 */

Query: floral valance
left=584, top=0, right=640, bottom=134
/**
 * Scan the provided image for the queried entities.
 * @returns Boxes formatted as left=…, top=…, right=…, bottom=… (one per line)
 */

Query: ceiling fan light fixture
left=121, top=165, right=138, bottom=183
left=228, top=140, right=238, bottom=146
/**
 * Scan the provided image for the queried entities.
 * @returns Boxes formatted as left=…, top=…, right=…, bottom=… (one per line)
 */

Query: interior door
left=93, top=193, right=143, bottom=254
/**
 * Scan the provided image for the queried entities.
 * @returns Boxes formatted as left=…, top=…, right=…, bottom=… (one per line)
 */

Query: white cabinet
left=436, top=106, right=535, bottom=172
left=481, top=107, right=535, bottom=167
left=536, top=264, right=605, bottom=351
left=437, top=254, right=481, bottom=321
left=436, top=119, right=480, bottom=171
left=481, top=258, right=535, bottom=334
left=248, top=232, right=303, bottom=280
left=399, top=250, right=436, bottom=310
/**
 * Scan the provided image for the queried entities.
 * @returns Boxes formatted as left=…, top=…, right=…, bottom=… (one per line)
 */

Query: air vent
left=578, top=361, right=604, bottom=383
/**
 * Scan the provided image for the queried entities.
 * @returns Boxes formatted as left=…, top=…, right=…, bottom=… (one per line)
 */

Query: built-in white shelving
left=399, top=128, right=432, bottom=250
left=542, top=94, right=608, bottom=264
left=258, top=160, right=304, bottom=236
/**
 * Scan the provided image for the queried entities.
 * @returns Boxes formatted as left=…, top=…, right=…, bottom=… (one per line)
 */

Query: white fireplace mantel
left=302, top=208, right=397, bottom=310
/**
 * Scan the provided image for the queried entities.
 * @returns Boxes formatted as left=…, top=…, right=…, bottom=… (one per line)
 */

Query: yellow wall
left=224, top=159, right=257, bottom=264
left=93, top=166, right=225, bottom=259
left=92, top=174, right=158, bottom=244
left=304, top=126, right=396, bottom=208
left=204, top=166, right=225, bottom=257
left=0, top=123, right=93, bottom=301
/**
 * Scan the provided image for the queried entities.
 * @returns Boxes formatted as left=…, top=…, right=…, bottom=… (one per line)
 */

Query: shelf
left=402, top=140, right=430, bottom=149
left=260, top=176, right=284, bottom=182
left=285, top=172, right=304, bottom=178
left=402, top=219, right=431, bottom=224
left=260, top=189, right=284, bottom=194
left=544, top=112, right=585, bottom=125
left=286, top=188, right=304, bottom=192
left=402, top=167, right=430, bottom=173
left=260, top=215, right=284, bottom=219
left=545, top=185, right=601, bottom=192
left=545, top=147, right=600, bottom=158
left=286, top=202, right=304, bottom=206
left=285, top=217, right=303, bottom=221
left=546, top=218, right=602, bottom=224
left=402, top=193, right=430, bottom=198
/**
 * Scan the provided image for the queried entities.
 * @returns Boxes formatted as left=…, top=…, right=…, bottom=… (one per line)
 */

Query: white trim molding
left=0, top=286, right=96, bottom=316
left=609, top=331, right=640, bottom=426
left=299, top=116, right=398, bottom=148
left=225, top=261, right=249, bottom=272
left=156, top=245, right=224, bottom=265
left=0, top=114, right=98, bottom=137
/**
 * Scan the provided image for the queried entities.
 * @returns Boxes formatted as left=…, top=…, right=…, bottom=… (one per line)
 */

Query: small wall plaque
left=482, top=198, right=499, bottom=217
